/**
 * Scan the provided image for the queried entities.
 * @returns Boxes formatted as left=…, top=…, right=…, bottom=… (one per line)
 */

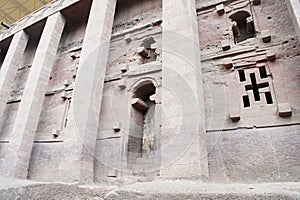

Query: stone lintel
left=131, top=98, right=149, bottom=112
left=137, top=47, right=148, bottom=58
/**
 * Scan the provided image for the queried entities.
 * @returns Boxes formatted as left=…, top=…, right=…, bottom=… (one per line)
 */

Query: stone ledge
left=0, top=177, right=299, bottom=199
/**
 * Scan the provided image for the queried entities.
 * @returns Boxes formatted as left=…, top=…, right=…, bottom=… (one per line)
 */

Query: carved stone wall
left=0, top=0, right=299, bottom=184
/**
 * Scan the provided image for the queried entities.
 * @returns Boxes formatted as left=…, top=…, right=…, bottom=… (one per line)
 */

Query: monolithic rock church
left=0, top=0, right=300, bottom=198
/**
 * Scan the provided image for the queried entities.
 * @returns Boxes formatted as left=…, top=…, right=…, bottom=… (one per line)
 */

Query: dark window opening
left=265, top=92, right=273, bottom=104
left=243, top=95, right=250, bottom=107
left=132, top=83, right=156, bottom=102
left=250, top=73, right=260, bottom=101
left=257, top=82, right=269, bottom=88
left=238, top=70, right=246, bottom=82
left=259, top=66, right=268, bottom=78
left=145, top=49, right=157, bottom=63
left=245, top=73, right=271, bottom=104
left=229, top=11, right=256, bottom=43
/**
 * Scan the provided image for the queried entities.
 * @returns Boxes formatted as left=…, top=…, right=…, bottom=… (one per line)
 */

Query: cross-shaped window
left=239, top=66, right=274, bottom=108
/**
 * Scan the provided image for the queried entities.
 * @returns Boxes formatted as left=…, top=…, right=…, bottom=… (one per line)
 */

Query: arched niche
left=229, top=10, right=255, bottom=43
left=127, top=79, right=158, bottom=171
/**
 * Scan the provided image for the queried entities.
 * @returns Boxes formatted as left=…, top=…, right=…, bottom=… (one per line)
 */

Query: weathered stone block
left=64, top=79, right=72, bottom=87
left=52, top=129, right=61, bottom=137
left=230, top=113, right=240, bottom=122
left=278, top=103, right=292, bottom=117
left=150, top=93, right=161, bottom=104
left=118, top=79, right=126, bottom=90
left=131, top=98, right=148, bottom=111
left=261, top=30, right=271, bottom=43
left=266, top=50, right=276, bottom=61
left=221, top=40, right=230, bottom=51
left=253, top=0, right=261, bottom=5
left=107, top=169, right=117, bottom=177
left=120, top=64, right=128, bottom=73
left=224, top=58, right=233, bottom=69
left=256, top=55, right=267, bottom=62
left=216, top=4, right=225, bottom=15
left=70, top=52, right=77, bottom=59
left=61, top=91, right=72, bottom=100
left=124, top=34, right=132, bottom=43
left=113, top=122, right=121, bottom=132
left=151, top=43, right=159, bottom=49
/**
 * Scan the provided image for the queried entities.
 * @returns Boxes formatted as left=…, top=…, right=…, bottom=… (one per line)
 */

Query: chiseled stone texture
left=207, top=125, right=300, bottom=183
left=0, top=144, right=9, bottom=174
left=94, top=138, right=121, bottom=182
left=286, top=0, right=300, bottom=40
left=27, top=143, right=62, bottom=181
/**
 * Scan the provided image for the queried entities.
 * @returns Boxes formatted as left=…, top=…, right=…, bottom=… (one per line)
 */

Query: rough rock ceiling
left=0, top=0, right=52, bottom=27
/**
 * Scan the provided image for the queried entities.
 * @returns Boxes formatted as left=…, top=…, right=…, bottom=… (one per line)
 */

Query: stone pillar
left=286, top=0, right=300, bottom=41
left=4, top=12, right=66, bottom=179
left=0, top=31, right=29, bottom=123
left=160, top=0, right=208, bottom=178
left=59, top=0, right=117, bottom=183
